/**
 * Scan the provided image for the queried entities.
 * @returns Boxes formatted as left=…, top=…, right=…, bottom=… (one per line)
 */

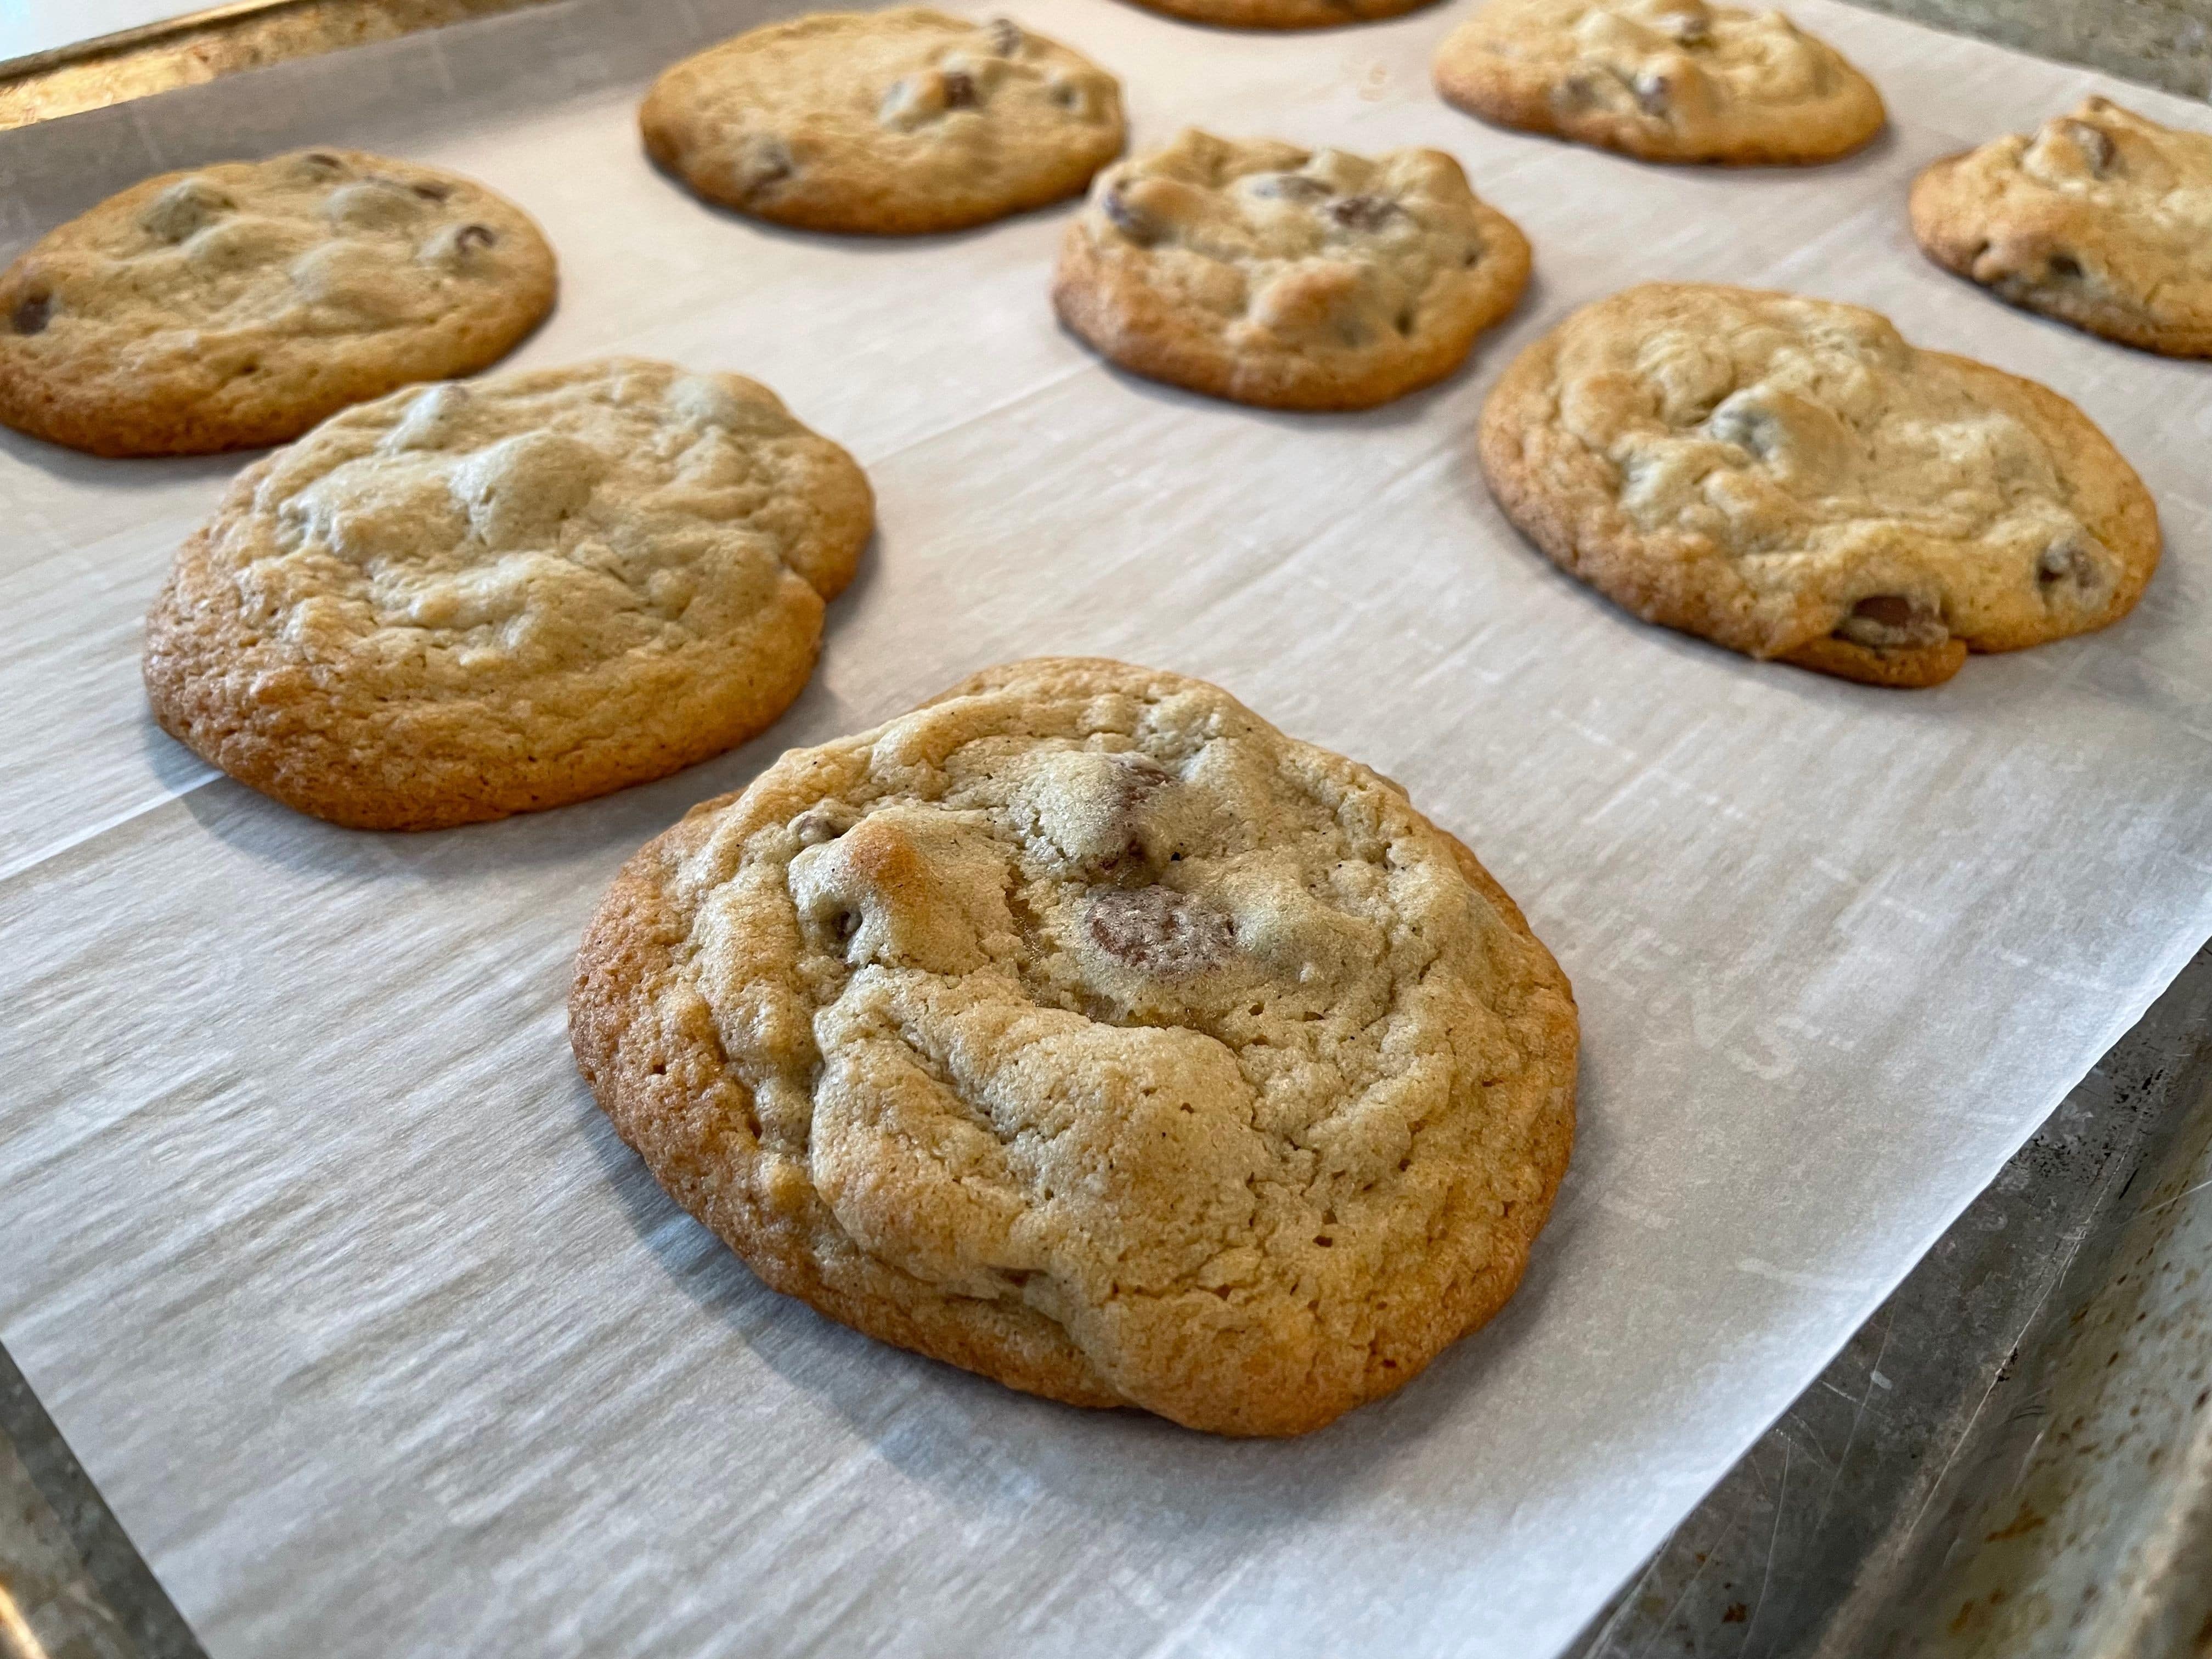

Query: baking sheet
left=1, top=1, right=2209, bottom=1654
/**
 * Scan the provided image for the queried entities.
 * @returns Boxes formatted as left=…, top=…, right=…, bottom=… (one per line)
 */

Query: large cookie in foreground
left=571, top=658, right=1578, bottom=1436
left=0, top=148, right=555, bottom=457
left=1476, top=284, right=2160, bottom=687
left=1433, top=0, right=1884, bottom=166
left=1911, top=97, right=2212, bottom=358
left=641, top=9, right=1125, bottom=235
left=145, top=358, right=872, bottom=830
left=1053, top=129, right=1532, bottom=410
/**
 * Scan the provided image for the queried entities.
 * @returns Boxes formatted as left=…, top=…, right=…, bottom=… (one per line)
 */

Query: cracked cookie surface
left=145, top=358, right=872, bottom=829
left=0, top=148, right=555, bottom=456
left=1433, top=0, right=1884, bottom=166
left=641, top=8, right=1124, bottom=234
left=570, top=657, right=1578, bottom=1436
left=1053, top=129, right=1531, bottom=410
left=1911, top=97, right=2212, bottom=358
left=1477, top=284, right=2159, bottom=687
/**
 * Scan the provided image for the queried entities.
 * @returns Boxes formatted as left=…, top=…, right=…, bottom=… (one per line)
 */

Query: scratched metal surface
left=1847, top=0, right=2212, bottom=99
left=1568, top=943, right=2212, bottom=1659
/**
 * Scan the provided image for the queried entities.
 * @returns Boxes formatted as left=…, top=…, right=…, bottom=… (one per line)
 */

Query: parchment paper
left=2, top=1, right=2209, bottom=1654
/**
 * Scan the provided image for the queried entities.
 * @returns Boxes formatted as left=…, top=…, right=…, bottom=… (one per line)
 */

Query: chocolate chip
left=743, top=138, right=794, bottom=193
left=942, top=70, right=977, bottom=109
left=1555, top=74, right=1602, bottom=112
left=2038, top=538, right=2099, bottom=589
left=411, top=180, right=453, bottom=202
left=1253, top=172, right=1330, bottom=201
left=1836, top=592, right=1949, bottom=651
left=1852, top=595, right=1917, bottom=630
left=456, top=223, right=496, bottom=251
left=1099, top=185, right=1152, bottom=242
left=1706, top=394, right=1776, bottom=459
left=1115, top=755, right=1172, bottom=799
left=2059, top=119, right=2115, bottom=175
left=987, top=16, right=1022, bottom=54
left=1327, top=194, right=1398, bottom=232
left=2047, top=251, right=2085, bottom=281
left=10, top=290, right=51, bottom=335
left=792, top=803, right=855, bottom=845
left=1086, top=886, right=1234, bottom=977
left=302, top=151, right=345, bottom=171
left=1635, top=72, right=1671, bottom=116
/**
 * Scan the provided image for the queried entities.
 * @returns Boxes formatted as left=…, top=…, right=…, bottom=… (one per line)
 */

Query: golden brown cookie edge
left=1475, top=285, right=2161, bottom=685
left=0, top=151, right=559, bottom=458
left=568, top=656, right=1578, bottom=1437
left=638, top=15, right=1126, bottom=236
left=1431, top=18, right=1887, bottom=166
left=1908, top=148, right=2212, bottom=360
left=1051, top=186, right=1533, bottom=412
left=140, top=370, right=873, bottom=830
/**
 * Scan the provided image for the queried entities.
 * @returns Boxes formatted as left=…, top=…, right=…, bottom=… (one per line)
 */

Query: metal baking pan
left=1, top=1, right=2209, bottom=1655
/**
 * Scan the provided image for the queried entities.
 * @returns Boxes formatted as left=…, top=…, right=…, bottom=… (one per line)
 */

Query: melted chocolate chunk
left=1086, top=886, right=1234, bottom=977
left=1326, top=194, right=1398, bottom=232
left=10, top=290, right=50, bottom=336
left=746, top=140, right=795, bottom=192
left=1851, top=594, right=1918, bottom=630
left=2038, top=538, right=2099, bottom=590
left=1099, top=185, right=1152, bottom=242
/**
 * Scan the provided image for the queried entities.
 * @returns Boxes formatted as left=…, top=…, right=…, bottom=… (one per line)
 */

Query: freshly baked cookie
left=145, top=358, right=872, bottom=830
left=0, top=149, right=555, bottom=457
left=641, top=9, right=1124, bottom=235
left=1477, top=284, right=2159, bottom=687
left=1911, top=97, right=2212, bottom=358
left=571, top=657, right=1578, bottom=1437
left=1116, top=0, right=1438, bottom=33
left=1433, top=0, right=1884, bottom=166
left=1053, top=130, right=1532, bottom=410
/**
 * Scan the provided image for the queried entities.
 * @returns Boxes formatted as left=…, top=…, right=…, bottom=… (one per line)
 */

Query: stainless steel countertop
left=0, top=3, right=2207, bottom=1657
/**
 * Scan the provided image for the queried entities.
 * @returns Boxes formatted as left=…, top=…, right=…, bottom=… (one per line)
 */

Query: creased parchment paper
left=1, top=1, right=2208, bottom=1654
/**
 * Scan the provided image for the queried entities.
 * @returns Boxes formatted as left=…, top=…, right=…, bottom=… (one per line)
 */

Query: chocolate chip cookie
left=1434, top=0, right=1885, bottom=166
left=0, top=149, right=555, bottom=457
left=1053, top=130, right=1531, bottom=410
left=1911, top=97, right=2212, bottom=358
left=641, top=9, right=1125, bottom=235
left=1477, top=284, right=2159, bottom=687
left=145, top=358, right=872, bottom=829
left=571, top=657, right=1578, bottom=1436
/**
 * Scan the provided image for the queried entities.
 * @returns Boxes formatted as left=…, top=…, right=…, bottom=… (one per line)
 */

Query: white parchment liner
left=1, top=1, right=2208, bottom=1653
